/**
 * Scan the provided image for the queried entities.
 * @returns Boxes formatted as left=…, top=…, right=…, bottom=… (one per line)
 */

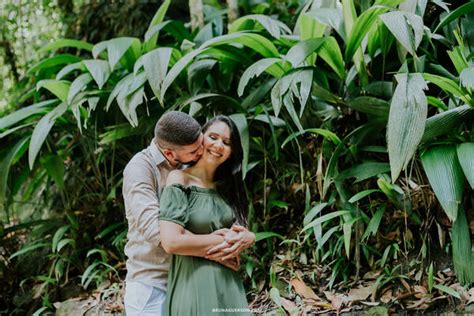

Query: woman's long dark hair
left=202, top=116, right=248, bottom=226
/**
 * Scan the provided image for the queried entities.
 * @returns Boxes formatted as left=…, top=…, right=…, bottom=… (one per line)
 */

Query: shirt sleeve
left=123, top=158, right=161, bottom=245
left=159, top=184, right=189, bottom=227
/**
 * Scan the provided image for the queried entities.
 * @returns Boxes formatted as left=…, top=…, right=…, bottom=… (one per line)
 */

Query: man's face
left=171, top=133, right=204, bottom=165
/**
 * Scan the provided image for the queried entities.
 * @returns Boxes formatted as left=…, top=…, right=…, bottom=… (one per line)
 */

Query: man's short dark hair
left=155, top=111, right=201, bottom=147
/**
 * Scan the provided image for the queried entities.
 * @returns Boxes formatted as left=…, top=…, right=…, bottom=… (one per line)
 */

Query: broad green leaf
left=143, top=47, right=173, bottom=102
left=92, top=40, right=108, bottom=59
left=229, top=14, right=291, bottom=38
left=343, top=220, right=354, bottom=258
left=42, top=154, right=65, bottom=190
left=106, top=73, right=135, bottom=111
left=433, top=284, right=461, bottom=299
left=302, top=210, right=351, bottom=232
left=116, top=75, right=146, bottom=127
left=269, top=288, right=281, bottom=306
left=229, top=114, right=249, bottom=178
left=451, top=208, right=474, bottom=285
left=0, top=137, right=29, bottom=209
left=380, top=11, right=424, bottom=56
left=56, top=62, right=86, bottom=80
left=339, top=162, right=391, bottom=183
left=285, top=38, right=326, bottom=67
left=107, top=37, right=141, bottom=71
left=39, top=39, right=93, bottom=53
left=144, top=0, right=171, bottom=51
left=305, top=8, right=346, bottom=41
left=348, top=189, right=381, bottom=203
left=37, top=80, right=71, bottom=103
left=29, top=103, right=68, bottom=169
left=281, top=128, right=341, bottom=148
left=57, top=238, right=74, bottom=252
left=83, top=59, right=111, bottom=89
left=253, top=114, right=285, bottom=127
left=52, top=225, right=69, bottom=253
left=345, top=6, right=389, bottom=62
left=67, top=73, right=93, bottom=105
left=0, top=123, right=34, bottom=139
left=160, top=48, right=207, bottom=103
left=434, top=2, right=474, bottom=32
left=422, top=73, right=470, bottom=104
left=187, top=59, right=217, bottom=94
left=318, top=37, right=345, bottom=79
left=204, top=32, right=279, bottom=58
left=303, top=202, right=328, bottom=226
left=362, top=206, right=385, bottom=240
left=27, top=54, right=81, bottom=74
left=421, top=105, right=474, bottom=142
left=145, top=20, right=191, bottom=45
left=241, top=78, right=276, bottom=109
left=457, top=143, right=474, bottom=189
left=426, top=96, right=448, bottom=111
left=387, top=73, right=428, bottom=181
left=9, top=242, right=49, bottom=259
left=347, top=96, right=390, bottom=117
left=460, top=67, right=474, bottom=89
left=179, top=93, right=244, bottom=113
left=448, top=47, right=469, bottom=75
left=0, top=100, right=58, bottom=130
left=255, top=231, right=285, bottom=242
left=421, top=146, right=464, bottom=222
left=238, top=58, right=283, bottom=96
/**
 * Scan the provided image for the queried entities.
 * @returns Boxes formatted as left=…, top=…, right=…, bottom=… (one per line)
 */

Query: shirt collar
left=149, top=140, right=170, bottom=167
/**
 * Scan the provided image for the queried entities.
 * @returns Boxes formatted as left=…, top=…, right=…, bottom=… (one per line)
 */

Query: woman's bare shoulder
left=166, top=170, right=189, bottom=186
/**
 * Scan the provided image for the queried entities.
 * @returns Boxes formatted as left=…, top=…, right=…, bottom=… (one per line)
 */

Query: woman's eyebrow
left=209, top=132, right=230, bottom=141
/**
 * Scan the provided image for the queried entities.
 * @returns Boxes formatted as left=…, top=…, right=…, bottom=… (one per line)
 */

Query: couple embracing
left=122, top=111, right=256, bottom=315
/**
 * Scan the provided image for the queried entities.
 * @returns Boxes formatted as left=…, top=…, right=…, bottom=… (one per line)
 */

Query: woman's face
left=202, top=121, right=232, bottom=165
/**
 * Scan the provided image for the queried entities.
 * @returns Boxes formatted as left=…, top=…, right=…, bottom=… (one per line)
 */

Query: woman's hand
left=206, top=225, right=255, bottom=261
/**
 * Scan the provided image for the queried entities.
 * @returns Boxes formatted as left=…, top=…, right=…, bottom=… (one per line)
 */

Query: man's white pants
left=124, top=281, right=166, bottom=316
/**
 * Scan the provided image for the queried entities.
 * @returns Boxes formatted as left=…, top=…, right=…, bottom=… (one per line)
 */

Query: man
left=122, top=111, right=254, bottom=315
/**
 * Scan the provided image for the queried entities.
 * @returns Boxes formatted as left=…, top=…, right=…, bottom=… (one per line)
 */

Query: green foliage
left=1, top=0, right=474, bottom=313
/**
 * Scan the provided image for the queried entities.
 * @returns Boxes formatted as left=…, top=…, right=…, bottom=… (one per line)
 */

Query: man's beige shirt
left=122, top=140, right=174, bottom=291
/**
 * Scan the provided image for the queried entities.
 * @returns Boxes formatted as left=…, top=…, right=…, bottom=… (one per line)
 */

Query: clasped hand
left=206, top=225, right=255, bottom=267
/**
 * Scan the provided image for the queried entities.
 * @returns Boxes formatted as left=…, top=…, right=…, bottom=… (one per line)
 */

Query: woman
left=159, top=115, right=255, bottom=315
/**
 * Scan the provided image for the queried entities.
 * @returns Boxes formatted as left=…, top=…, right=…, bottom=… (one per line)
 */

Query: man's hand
left=207, top=225, right=255, bottom=261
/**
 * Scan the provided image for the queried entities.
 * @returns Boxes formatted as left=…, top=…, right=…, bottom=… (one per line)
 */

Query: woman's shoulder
left=166, top=170, right=190, bottom=186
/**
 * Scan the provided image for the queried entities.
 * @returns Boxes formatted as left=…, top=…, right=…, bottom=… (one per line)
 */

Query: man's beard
left=175, top=158, right=197, bottom=167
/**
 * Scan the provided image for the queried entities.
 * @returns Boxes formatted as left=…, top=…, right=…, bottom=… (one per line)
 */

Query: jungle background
left=1, top=0, right=474, bottom=315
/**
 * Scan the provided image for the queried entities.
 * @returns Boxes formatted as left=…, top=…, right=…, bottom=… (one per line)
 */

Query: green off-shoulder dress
left=160, top=184, right=250, bottom=316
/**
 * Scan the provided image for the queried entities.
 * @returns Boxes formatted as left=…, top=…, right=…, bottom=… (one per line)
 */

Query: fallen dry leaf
left=291, top=278, right=321, bottom=301
left=380, top=289, right=393, bottom=304
left=363, top=270, right=381, bottom=280
left=468, top=288, right=474, bottom=304
left=280, top=297, right=298, bottom=315
left=324, top=291, right=348, bottom=311
left=348, top=286, right=372, bottom=302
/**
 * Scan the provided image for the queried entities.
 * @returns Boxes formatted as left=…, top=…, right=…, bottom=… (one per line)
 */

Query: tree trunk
left=227, top=0, right=239, bottom=25
left=189, top=0, right=204, bottom=32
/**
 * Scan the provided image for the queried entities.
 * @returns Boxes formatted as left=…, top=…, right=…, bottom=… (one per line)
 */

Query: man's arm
left=123, top=161, right=226, bottom=256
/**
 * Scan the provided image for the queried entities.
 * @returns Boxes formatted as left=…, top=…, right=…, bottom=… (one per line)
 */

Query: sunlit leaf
left=37, top=80, right=71, bottom=103
left=421, top=146, right=464, bottom=221
left=83, top=59, right=111, bottom=89
left=387, top=73, right=427, bottom=181
left=29, top=103, right=68, bottom=169
left=457, top=143, right=474, bottom=189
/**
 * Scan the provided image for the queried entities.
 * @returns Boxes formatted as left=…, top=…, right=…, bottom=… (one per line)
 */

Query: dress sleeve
left=159, top=184, right=189, bottom=227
